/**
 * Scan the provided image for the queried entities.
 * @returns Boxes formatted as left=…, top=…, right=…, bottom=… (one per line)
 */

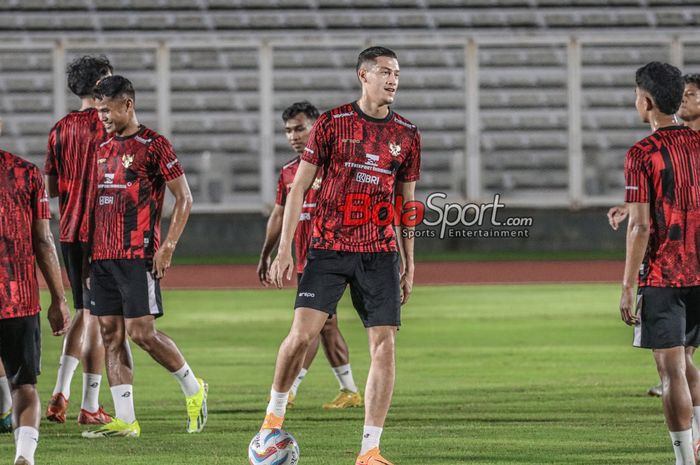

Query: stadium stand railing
left=0, top=34, right=695, bottom=212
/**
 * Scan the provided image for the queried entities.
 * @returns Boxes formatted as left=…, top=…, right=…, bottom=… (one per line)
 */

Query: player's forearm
left=33, top=231, right=66, bottom=301
left=278, top=189, right=304, bottom=255
left=622, top=221, right=650, bottom=289
left=163, top=190, right=193, bottom=250
left=45, top=175, right=59, bottom=198
left=399, top=228, right=415, bottom=272
left=261, top=211, right=283, bottom=258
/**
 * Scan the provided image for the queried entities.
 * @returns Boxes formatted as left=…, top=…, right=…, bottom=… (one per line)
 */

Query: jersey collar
left=351, top=101, right=393, bottom=124
left=114, top=124, right=145, bottom=141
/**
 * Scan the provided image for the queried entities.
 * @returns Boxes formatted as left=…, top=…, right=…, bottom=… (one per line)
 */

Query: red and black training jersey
left=302, top=102, right=421, bottom=253
left=275, top=156, right=323, bottom=274
left=625, top=126, right=700, bottom=287
left=44, top=108, right=107, bottom=243
left=91, top=126, right=184, bottom=261
left=0, top=150, right=51, bottom=319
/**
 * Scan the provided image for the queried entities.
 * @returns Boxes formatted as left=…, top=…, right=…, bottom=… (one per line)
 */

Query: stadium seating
left=0, top=2, right=697, bottom=207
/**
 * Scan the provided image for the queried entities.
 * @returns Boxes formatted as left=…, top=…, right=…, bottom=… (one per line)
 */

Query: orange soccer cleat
left=355, top=448, right=394, bottom=465
left=77, top=406, right=113, bottom=425
left=261, top=412, right=284, bottom=430
left=46, top=393, right=68, bottom=424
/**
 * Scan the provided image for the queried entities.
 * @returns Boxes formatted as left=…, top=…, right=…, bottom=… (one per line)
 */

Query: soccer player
left=81, top=76, right=207, bottom=438
left=609, top=73, right=700, bottom=400
left=0, top=120, right=71, bottom=464
left=257, top=101, right=362, bottom=409
left=619, top=62, right=700, bottom=465
left=0, top=362, right=11, bottom=432
left=44, top=55, right=113, bottom=425
left=261, top=47, right=420, bottom=465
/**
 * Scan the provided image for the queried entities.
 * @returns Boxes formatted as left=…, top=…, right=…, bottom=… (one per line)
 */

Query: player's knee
left=128, top=328, right=156, bottom=350
left=11, top=383, right=36, bottom=398
left=286, top=330, right=315, bottom=352
left=320, top=320, right=339, bottom=338
left=659, top=360, right=686, bottom=380
left=369, top=334, right=395, bottom=358
left=100, top=327, right=119, bottom=347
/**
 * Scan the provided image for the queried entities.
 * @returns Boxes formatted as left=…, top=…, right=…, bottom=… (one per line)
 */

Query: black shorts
left=295, top=250, right=400, bottom=328
left=0, top=314, right=41, bottom=386
left=61, top=241, right=91, bottom=310
left=633, top=286, right=700, bottom=349
left=90, top=259, right=163, bottom=319
left=296, top=272, right=338, bottom=315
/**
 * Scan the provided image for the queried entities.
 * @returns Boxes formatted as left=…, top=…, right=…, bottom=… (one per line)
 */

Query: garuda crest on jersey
left=122, top=154, right=134, bottom=168
left=311, top=176, right=322, bottom=190
left=389, top=142, right=401, bottom=157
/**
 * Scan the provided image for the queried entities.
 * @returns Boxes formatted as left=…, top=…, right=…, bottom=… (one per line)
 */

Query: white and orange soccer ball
left=248, top=429, right=300, bottom=465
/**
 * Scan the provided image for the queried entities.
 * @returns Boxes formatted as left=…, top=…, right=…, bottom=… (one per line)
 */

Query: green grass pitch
left=0, top=284, right=673, bottom=464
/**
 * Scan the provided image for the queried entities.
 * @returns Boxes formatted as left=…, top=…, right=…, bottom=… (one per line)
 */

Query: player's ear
left=644, top=95, right=654, bottom=112
left=358, top=66, right=367, bottom=84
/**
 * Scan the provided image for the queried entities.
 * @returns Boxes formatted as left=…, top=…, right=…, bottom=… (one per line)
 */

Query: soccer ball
left=248, top=428, right=300, bottom=465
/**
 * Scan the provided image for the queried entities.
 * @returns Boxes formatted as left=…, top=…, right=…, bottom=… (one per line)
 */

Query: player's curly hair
left=684, top=73, right=700, bottom=88
left=356, top=46, right=398, bottom=72
left=635, top=62, right=684, bottom=115
left=282, top=101, right=319, bottom=122
left=67, top=55, right=113, bottom=98
left=93, top=75, right=135, bottom=103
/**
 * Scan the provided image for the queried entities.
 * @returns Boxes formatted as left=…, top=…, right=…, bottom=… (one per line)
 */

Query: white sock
left=171, top=363, right=200, bottom=397
left=360, top=425, right=383, bottom=455
left=14, top=426, right=38, bottom=465
left=81, top=373, right=102, bottom=412
left=693, top=407, right=700, bottom=443
left=52, top=355, right=79, bottom=398
left=290, top=368, right=308, bottom=397
left=670, top=429, right=695, bottom=465
left=332, top=364, right=358, bottom=393
left=266, top=389, right=289, bottom=418
left=110, top=384, right=136, bottom=424
left=0, top=376, right=12, bottom=413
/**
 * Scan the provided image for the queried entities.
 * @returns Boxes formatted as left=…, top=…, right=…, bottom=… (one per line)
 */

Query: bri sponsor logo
left=98, top=195, right=113, bottom=205
left=355, top=172, right=380, bottom=185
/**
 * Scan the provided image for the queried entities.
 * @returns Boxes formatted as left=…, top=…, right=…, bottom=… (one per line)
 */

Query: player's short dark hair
left=67, top=55, right=113, bottom=98
left=356, top=46, right=398, bottom=72
left=93, top=75, right=136, bottom=103
left=635, top=62, right=684, bottom=115
left=684, top=73, right=700, bottom=88
left=282, top=101, right=319, bottom=123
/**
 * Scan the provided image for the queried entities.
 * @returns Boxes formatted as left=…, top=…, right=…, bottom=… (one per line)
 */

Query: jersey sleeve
left=30, top=166, right=51, bottom=220
left=150, top=136, right=184, bottom=181
left=301, top=113, right=331, bottom=167
left=397, top=130, right=421, bottom=182
left=624, top=145, right=649, bottom=203
left=44, top=125, right=59, bottom=176
left=275, top=170, right=286, bottom=206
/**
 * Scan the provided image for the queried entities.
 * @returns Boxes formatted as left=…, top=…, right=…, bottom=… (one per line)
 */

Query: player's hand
left=82, top=258, right=91, bottom=290
left=400, top=267, right=414, bottom=305
left=152, top=243, right=175, bottom=279
left=270, top=251, right=294, bottom=289
left=47, top=297, right=70, bottom=336
left=607, top=205, right=629, bottom=231
left=619, top=286, right=639, bottom=326
left=257, top=255, right=272, bottom=287
left=82, top=251, right=91, bottom=289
